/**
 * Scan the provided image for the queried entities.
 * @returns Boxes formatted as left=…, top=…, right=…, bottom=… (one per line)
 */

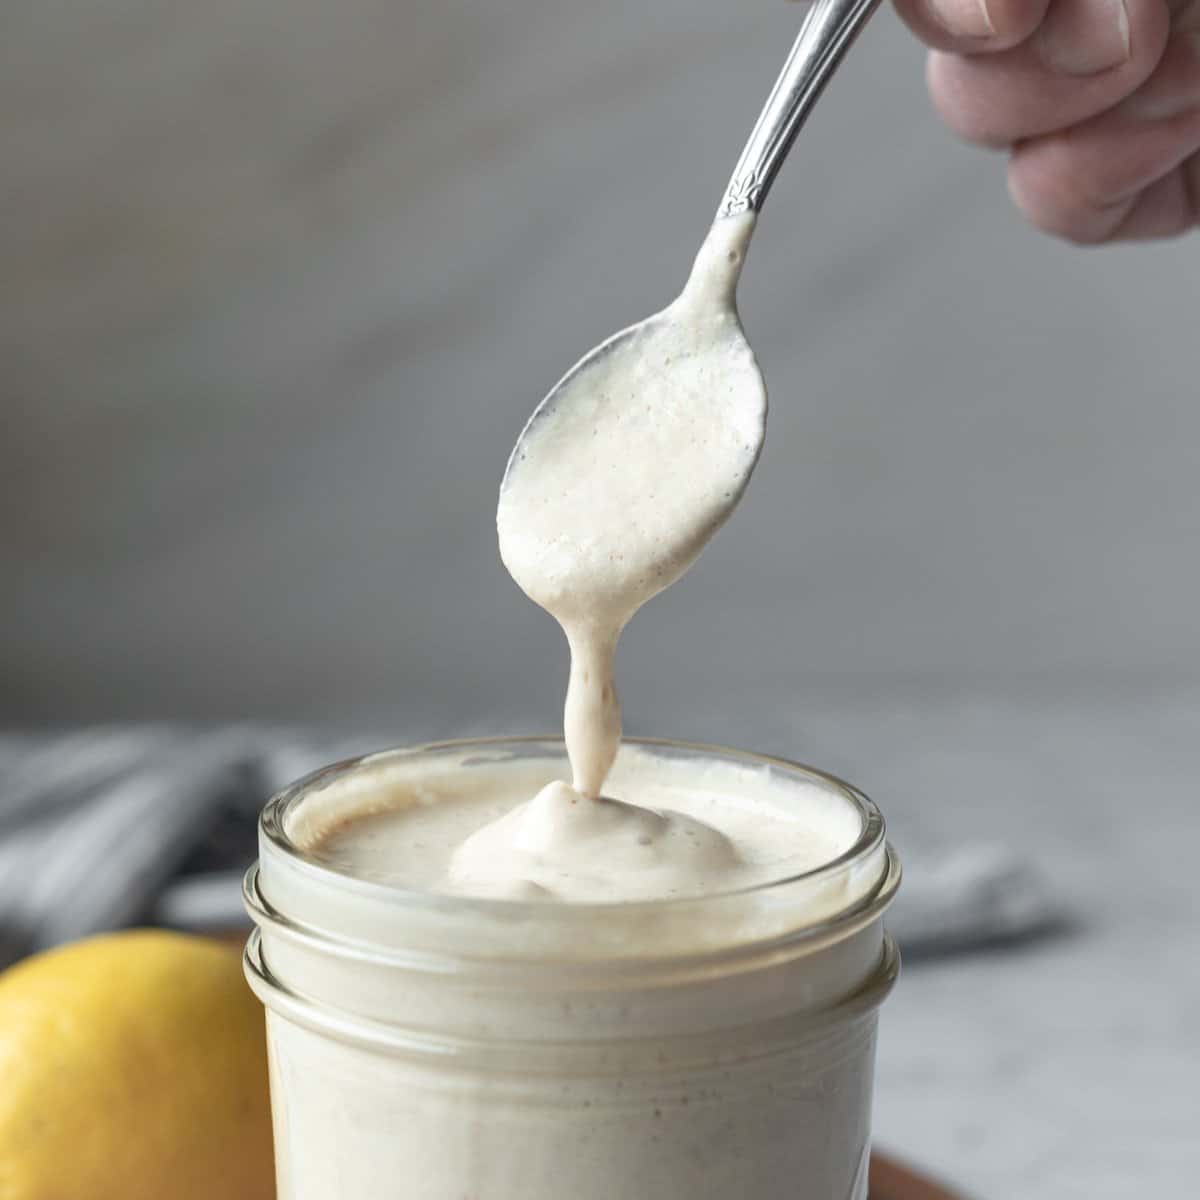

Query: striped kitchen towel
left=0, top=726, right=1061, bottom=968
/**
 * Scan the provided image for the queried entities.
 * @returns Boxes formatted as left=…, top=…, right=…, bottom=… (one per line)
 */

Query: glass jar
left=243, top=737, right=900, bottom=1200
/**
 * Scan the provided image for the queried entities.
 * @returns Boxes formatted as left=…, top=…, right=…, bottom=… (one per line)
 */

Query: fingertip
left=1007, top=139, right=1131, bottom=242
left=1008, top=95, right=1200, bottom=241
left=895, top=0, right=1049, bottom=52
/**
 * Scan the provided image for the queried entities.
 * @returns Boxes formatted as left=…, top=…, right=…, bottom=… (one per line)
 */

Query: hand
left=894, top=0, right=1200, bottom=241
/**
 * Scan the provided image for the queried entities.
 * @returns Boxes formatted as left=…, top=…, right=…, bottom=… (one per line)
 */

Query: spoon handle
left=716, top=0, right=883, bottom=219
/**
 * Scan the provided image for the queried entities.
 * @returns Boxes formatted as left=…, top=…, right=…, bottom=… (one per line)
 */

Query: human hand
left=894, top=0, right=1200, bottom=241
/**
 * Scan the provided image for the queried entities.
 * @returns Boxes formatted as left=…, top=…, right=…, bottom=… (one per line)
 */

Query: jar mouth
left=262, top=735, right=882, bottom=910
left=253, top=736, right=899, bottom=966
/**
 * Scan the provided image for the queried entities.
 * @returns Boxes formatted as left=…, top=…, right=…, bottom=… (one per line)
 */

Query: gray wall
left=3, top=0, right=1198, bottom=726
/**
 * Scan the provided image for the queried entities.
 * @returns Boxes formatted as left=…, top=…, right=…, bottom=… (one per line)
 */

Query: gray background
left=4, top=0, right=1197, bottom=727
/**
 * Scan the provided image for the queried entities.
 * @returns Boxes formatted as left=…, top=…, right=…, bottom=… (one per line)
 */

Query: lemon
left=0, top=930, right=274, bottom=1200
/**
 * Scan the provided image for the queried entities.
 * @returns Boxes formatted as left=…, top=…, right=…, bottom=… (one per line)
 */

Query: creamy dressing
left=306, top=745, right=858, bottom=903
left=498, top=212, right=761, bottom=799
left=464, top=213, right=768, bottom=899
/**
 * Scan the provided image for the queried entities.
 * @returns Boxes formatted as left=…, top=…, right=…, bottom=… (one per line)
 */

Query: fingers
left=893, top=0, right=1050, bottom=52
left=1121, top=23, right=1200, bottom=116
left=1108, top=157, right=1200, bottom=238
left=1007, top=29, right=1200, bottom=239
left=1010, top=127, right=1200, bottom=241
left=899, top=0, right=1199, bottom=241
left=927, top=0, right=1173, bottom=145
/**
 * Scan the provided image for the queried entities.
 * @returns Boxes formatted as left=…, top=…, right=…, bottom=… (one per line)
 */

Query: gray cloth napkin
left=0, top=726, right=1063, bottom=968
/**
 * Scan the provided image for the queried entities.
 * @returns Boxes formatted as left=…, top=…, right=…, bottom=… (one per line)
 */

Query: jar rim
left=265, top=735, right=884, bottom=906
left=257, top=736, right=896, bottom=956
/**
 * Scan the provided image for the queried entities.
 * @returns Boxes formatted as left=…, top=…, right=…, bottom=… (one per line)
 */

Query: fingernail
left=928, top=0, right=996, bottom=39
left=1035, top=0, right=1130, bottom=76
left=1123, top=32, right=1200, bottom=119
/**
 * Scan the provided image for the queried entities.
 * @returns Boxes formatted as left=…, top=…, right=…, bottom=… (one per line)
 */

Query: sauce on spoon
left=448, top=213, right=767, bottom=899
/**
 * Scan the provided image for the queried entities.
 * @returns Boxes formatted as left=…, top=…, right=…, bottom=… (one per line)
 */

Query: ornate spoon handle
left=717, top=0, right=883, bottom=219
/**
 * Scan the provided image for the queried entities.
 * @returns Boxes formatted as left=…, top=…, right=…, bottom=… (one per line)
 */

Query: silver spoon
left=498, top=0, right=882, bottom=797
left=501, top=0, right=883, bottom=516
left=716, top=0, right=884, bottom=221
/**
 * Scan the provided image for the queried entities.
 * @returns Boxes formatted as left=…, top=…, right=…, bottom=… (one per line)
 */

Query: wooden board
left=871, top=1153, right=962, bottom=1200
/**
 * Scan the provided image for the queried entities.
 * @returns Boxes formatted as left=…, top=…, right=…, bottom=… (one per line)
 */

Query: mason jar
left=243, top=737, right=900, bottom=1200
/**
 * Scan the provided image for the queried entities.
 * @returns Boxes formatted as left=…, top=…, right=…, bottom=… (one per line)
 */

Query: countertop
left=674, top=684, right=1200, bottom=1200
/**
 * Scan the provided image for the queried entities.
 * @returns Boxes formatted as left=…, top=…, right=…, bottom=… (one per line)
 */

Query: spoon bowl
left=500, top=0, right=883, bottom=618
left=498, top=218, right=766, bottom=623
left=495, top=0, right=882, bottom=796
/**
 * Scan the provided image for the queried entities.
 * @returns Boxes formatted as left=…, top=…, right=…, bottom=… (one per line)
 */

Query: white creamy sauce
left=497, top=213, right=762, bottom=798
left=307, top=747, right=856, bottom=902
left=304, top=215, right=848, bottom=906
left=445, top=213, right=770, bottom=900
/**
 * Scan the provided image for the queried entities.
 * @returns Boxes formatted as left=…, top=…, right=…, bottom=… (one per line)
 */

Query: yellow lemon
left=0, top=930, right=274, bottom=1200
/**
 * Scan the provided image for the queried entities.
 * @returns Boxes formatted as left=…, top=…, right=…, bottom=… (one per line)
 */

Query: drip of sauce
left=449, top=214, right=766, bottom=900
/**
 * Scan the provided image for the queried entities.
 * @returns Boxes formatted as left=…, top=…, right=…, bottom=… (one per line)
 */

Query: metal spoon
left=497, top=0, right=882, bottom=797
left=716, top=0, right=884, bottom=222
left=501, top=0, right=883, bottom=517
